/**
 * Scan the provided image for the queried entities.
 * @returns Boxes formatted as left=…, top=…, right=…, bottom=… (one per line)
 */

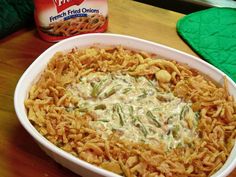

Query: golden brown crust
left=25, top=47, right=236, bottom=177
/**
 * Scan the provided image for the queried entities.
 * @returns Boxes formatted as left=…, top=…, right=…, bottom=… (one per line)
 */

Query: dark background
left=134, top=0, right=209, bottom=14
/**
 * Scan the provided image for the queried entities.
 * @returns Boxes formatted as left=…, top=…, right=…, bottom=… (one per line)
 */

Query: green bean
left=167, top=129, right=171, bottom=135
left=65, top=107, right=74, bottom=112
left=194, top=112, right=200, bottom=121
left=193, top=112, right=200, bottom=127
left=104, top=85, right=122, bottom=98
left=153, top=107, right=160, bottom=111
left=146, top=77, right=155, bottom=87
left=78, top=107, right=88, bottom=112
left=180, top=105, right=189, bottom=120
left=104, top=88, right=116, bottom=98
left=94, top=104, right=106, bottom=110
left=146, top=111, right=161, bottom=128
left=159, top=134, right=164, bottom=140
left=97, top=119, right=109, bottom=122
left=91, top=79, right=107, bottom=98
left=176, top=142, right=183, bottom=148
left=128, top=106, right=148, bottom=137
left=123, top=88, right=132, bottom=94
left=139, top=124, right=148, bottom=137
left=137, top=90, right=148, bottom=99
left=128, top=105, right=134, bottom=114
left=77, top=103, right=89, bottom=112
left=136, top=116, right=148, bottom=137
left=129, top=106, right=137, bottom=124
left=114, top=104, right=125, bottom=126
left=145, top=77, right=160, bottom=92
left=172, top=124, right=180, bottom=138
left=131, top=115, right=148, bottom=137
left=167, top=116, right=174, bottom=124
left=90, top=82, right=96, bottom=87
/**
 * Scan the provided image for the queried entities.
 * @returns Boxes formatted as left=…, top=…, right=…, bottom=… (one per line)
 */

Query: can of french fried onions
left=34, top=0, right=108, bottom=42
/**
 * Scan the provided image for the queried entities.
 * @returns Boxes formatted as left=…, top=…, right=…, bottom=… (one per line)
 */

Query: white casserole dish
left=14, top=33, right=236, bottom=177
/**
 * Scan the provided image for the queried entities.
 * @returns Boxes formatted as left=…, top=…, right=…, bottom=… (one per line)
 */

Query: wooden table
left=0, top=0, right=235, bottom=176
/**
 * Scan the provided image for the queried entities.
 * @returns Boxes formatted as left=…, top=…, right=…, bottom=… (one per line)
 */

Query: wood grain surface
left=0, top=0, right=235, bottom=177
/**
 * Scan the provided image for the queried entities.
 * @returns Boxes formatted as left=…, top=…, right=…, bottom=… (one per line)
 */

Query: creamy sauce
left=66, top=72, right=199, bottom=149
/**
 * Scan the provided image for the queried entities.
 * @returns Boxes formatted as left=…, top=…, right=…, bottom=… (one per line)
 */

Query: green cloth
left=0, top=0, right=34, bottom=39
left=177, top=7, right=236, bottom=83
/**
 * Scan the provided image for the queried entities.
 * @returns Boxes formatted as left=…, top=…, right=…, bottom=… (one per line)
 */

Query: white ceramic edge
left=14, top=33, right=236, bottom=177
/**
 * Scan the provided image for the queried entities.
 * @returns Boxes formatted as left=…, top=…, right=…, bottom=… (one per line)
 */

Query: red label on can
left=34, top=0, right=108, bottom=42
left=53, top=0, right=85, bottom=13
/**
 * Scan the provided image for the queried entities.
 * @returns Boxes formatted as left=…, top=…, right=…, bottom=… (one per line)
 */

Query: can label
left=34, top=0, right=108, bottom=42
